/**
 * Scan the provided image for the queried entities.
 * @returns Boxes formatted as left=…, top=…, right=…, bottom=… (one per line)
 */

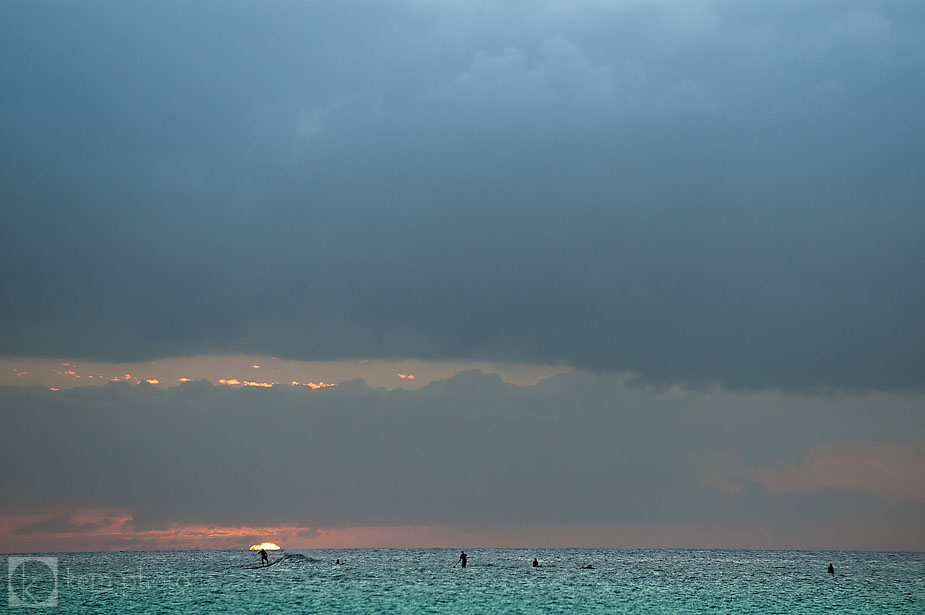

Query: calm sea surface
left=5, top=549, right=923, bottom=613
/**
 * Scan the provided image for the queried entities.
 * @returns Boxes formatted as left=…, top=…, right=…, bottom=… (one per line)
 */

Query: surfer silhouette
left=827, top=563, right=834, bottom=575
left=260, top=549, right=269, bottom=566
left=458, top=551, right=467, bottom=568
left=533, top=558, right=539, bottom=567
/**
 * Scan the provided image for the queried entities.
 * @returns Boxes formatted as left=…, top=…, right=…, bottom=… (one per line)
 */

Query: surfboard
left=246, top=556, right=285, bottom=569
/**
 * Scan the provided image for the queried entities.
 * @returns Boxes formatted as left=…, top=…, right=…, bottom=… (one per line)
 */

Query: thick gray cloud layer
left=2, top=372, right=923, bottom=548
left=2, top=1, right=924, bottom=389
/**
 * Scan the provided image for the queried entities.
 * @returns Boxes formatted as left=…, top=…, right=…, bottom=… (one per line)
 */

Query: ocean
left=5, top=549, right=923, bottom=613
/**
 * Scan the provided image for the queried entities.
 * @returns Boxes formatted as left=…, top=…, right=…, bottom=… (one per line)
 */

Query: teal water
left=4, top=549, right=923, bottom=613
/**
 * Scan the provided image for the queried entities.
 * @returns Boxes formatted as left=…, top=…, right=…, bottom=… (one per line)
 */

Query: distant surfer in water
left=457, top=551, right=467, bottom=568
left=260, top=549, right=269, bottom=566
left=533, top=558, right=539, bottom=568
left=827, top=564, right=834, bottom=575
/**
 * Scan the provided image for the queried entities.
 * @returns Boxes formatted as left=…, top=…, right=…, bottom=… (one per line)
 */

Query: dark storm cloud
left=1, top=1, right=924, bottom=390
left=1, top=374, right=923, bottom=546
left=12, top=514, right=111, bottom=536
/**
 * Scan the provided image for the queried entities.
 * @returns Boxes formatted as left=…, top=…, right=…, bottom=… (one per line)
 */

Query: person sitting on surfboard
left=260, top=549, right=269, bottom=566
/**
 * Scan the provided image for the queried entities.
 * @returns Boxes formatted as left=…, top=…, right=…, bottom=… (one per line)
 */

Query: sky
left=1, top=0, right=924, bottom=552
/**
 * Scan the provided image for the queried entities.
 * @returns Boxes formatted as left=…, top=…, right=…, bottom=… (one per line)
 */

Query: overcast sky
left=1, top=1, right=924, bottom=551
left=3, top=373, right=924, bottom=551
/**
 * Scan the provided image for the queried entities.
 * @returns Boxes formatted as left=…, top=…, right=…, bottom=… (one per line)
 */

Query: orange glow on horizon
left=2, top=355, right=571, bottom=392
left=249, top=542, right=281, bottom=551
left=211, top=378, right=336, bottom=389
left=3, top=513, right=909, bottom=552
left=243, top=381, right=275, bottom=388
left=146, top=379, right=160, bottom=385
left=290, top=380, right=336, bottom=389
